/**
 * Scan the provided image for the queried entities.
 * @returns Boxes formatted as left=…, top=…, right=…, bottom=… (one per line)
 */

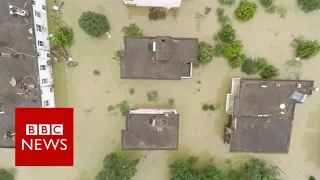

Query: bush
left=241, top=58, right=258, bottom=75
left=216, top=8, right=230, bottom=25
left=195, top=42, right=215, bottom=67
left=122, top=24, right=143, bottom=36
left=297, top=0, right=320, bottom=13
left=202, top=104, right=209, bottom=111
left=255, top=57, right=269, bottom=71
left=235, top=0, right=257, bottom=21
left=213, top=42, right=226, bottom=57
left=52, top=27, right=73, bottom=46
left=260, top=0, right=273, bottom=7
left=228, top=54, right=246, bottom=68
left=260, top=65, right=279, bottom=79
left=169, top=157, right=280, bottom=180
left=218, top=24, right=236, bottom=43
left=219, top=0, right=236, bottom=6
left=95, top=153, right=139, bottom=180
left=115, top=100, right=131, bottom=116
left=0, top=168, right=14, bottom=180
left=78, top=11, right=110, bottom=37
left=266, top=5, right=277, bottom=13
left=147, top=91, right=159, bottom=102
left=291, top=38, right=320, bottom=59
left=223, top=41, right=243, bottom=59
left=309, top=175, right=316, bottom=180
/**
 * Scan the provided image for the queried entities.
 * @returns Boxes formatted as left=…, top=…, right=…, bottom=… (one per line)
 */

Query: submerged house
left=224, top=78, right=319, bottom=154
left=122, top=0, right=182, bottom=8
left=122, top=109, right=179, bottom=150
left=120, top=36, right=198, bottom=80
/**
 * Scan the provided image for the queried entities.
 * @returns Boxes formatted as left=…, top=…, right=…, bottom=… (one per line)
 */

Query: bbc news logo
left=23, top=124, right=67, bottom=151
left=15, top=108, right=73, bottom=166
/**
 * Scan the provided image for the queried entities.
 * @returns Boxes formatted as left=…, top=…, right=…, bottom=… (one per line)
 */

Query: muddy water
left=0, top=0, right=320, bottom=179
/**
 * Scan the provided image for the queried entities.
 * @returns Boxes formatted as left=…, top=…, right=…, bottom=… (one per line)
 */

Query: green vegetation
left=216, top=8, right=230, bottom=26
left=266, top=5, right=277, bottom=13
left=168, top=98, right=175, bottom=106
left=93, top=70, right=100, bottom=76
left=129, top=88, right=135, bottom=95
left=235, top=0, right=257, bottom=21
left=113, top=49, right=125, bottom=62
left=204, top=7, right=212, bottom=15
left=228, top=54, right=246, bottom=68
left=223, top=41, right=243, bottom=59
left=95, top=153, right=139, bottom=180
left=147, top=91, right=159, bottom=102
left=260, top=0, right=273, bottom=7
left=260, top=65, right=280, bottom=79
left=297, top=0, right=320, bottom=13
left=107, top=105, right=115, bottom=112
left=241, top=58, right=258, bottom=75
left=169, top=157, right=280, bottom=180
left=218, top=24, right=236, bottom=43
left=276, top=6, right=287, bottom=18
left=213, top=42, right=226, bottom=57
left=52, top=27, right=73, bottom=46
left=309, top=175, right=316, bottom=180
left=291, top=37, right=320, bottom=59
left=202, top=103, right=218, bottom=111
left=78, top=11, right=110, bottom=37
left=0, top=168, right=14, bottom=180
left=219, top=0, right=236, bottom=6
left=122, top=23, right=143, bottom=37
left=115, top=100, right=131, bottom=116
left=194, top=42, right=215, bottom=68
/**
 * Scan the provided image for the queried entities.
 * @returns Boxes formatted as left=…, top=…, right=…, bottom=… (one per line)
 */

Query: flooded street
left=0, top=0, right=320, bottom=179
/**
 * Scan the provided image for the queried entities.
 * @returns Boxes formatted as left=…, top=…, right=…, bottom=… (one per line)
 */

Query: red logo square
left=15, top=108, right=74, bottom=166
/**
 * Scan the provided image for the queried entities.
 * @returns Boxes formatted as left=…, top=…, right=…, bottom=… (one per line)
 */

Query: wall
left=123, top=0, right=181, bottom=8
left=32, top=0, right=55, bottom=108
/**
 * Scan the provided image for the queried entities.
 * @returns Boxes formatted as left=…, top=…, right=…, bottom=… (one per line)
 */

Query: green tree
left=235, top=0, right=257, bottom=21
left=218, top=24, right=236, bottom=43
left=95, top=153, right=139, bottom=180
left=219, top=0, right=236, bottom=6
left=260, top=65, right=279, bottom=79
left=241, top=58, right=258, bottom=75
left=245, top=159, right=280, bottom=180
left=228, top=54, right=246, bottom=68
left=309, top=175, right=316, bottom=180
left=78, top=11, right=110, bottom=37
left=297, top=0, right=320, bottom=13
left=169, top=157, right=199, bottom=180
left=0, top=168, right=15, bottom=180
left=260, top=0, right=274, bottom=7
left=213, top=42, right=226, bottom=57
left=255, top=57, right=269, bottom=71
left=216, top=8, right=230, bottom=25
left=122, top=23, right=143, bottom=36
left=195, top=42, right=215, bottom=68
left=52, top=27, right=73, bottom=46
left=223, top=41, right=243, bottom=59
left=291, top=38, right=320, bottom=59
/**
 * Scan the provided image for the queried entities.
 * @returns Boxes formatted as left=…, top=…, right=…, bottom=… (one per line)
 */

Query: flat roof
left=120, top=36, right=198, bottom=80
left=229, top=79, right=315, bottom=153
left=122, top=113, right=179, bottom=150
left=0, top=0, right=41, bottom=148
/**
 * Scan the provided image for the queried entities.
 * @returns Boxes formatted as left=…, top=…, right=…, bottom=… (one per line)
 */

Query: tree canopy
left=52, top=26, right=73, bottom=46
left=291, top=37, right=320, bottom=60
left=78, top=11, right=110, bottom=37
left=121, top=23, right=144, bottom=37
left=194, top=42, right=215, bottom=68
left=169, top=157, right=281, bottom=180
left=235, top=0, right=257, bottom=21
left=0, top=168, right=15, bottom=180
left=260, top=64, right=279, bottom=79
left=297, top=0, right=320, bottom=13
left=95, top=153, right=139, bottom=180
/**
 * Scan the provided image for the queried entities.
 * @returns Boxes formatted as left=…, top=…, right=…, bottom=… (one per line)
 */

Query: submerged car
left=9, top=5, right=30, bottom=17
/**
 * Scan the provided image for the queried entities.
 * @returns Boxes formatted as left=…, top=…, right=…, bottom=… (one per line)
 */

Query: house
left=122, top=109, right=179, bottom=150
left=224, top=78, right=319, bottom=153
left=0, top=0, right=55, bottom=148
left=121, top=36, right=198, bottom=80
left=122, top=0, right=182, bottom=8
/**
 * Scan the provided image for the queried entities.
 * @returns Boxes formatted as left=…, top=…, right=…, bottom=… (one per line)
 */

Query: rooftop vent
left=153, top=42, right=156, bottom=52
left=261, top=85, right=267, bottom=88
left=291, top=91, right=307, bottom=103
left=280, top=103, right=286, bottom=109
left=296, top=83, right=301, bottom=88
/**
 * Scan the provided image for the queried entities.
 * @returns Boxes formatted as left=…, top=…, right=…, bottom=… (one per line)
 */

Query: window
left=37, top=52, right=40, bottom=57
left=42, top=5, right=46, bottom=10
left=32, top=0, right=35, bottom=5
left=41, top=79, right=48, bottom=84
left=38, top=41, right=43, bottom=46
left=35, top=11, right=41, bottom=17
left=36, top=24, right=42, bottom=32
left=50, top=87, right=53, bottom=92
left=44, top=100, right=50, bottom=107
left=40, top=65, right=46, bottom=70
left=47, top=53, right=50, bottom=57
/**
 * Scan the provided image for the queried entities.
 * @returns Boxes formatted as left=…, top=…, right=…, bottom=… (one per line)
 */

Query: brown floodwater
left=0, top=0, right=320, bottom=179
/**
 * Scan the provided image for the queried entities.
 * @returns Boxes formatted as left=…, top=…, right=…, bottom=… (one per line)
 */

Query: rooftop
left=0, top=0, right=41, bottom=147
left=120, top=36, right=198, bottom=80
left=226, top=78, right=316, bottom=153
left=122, top=109, right=179, bottom=150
